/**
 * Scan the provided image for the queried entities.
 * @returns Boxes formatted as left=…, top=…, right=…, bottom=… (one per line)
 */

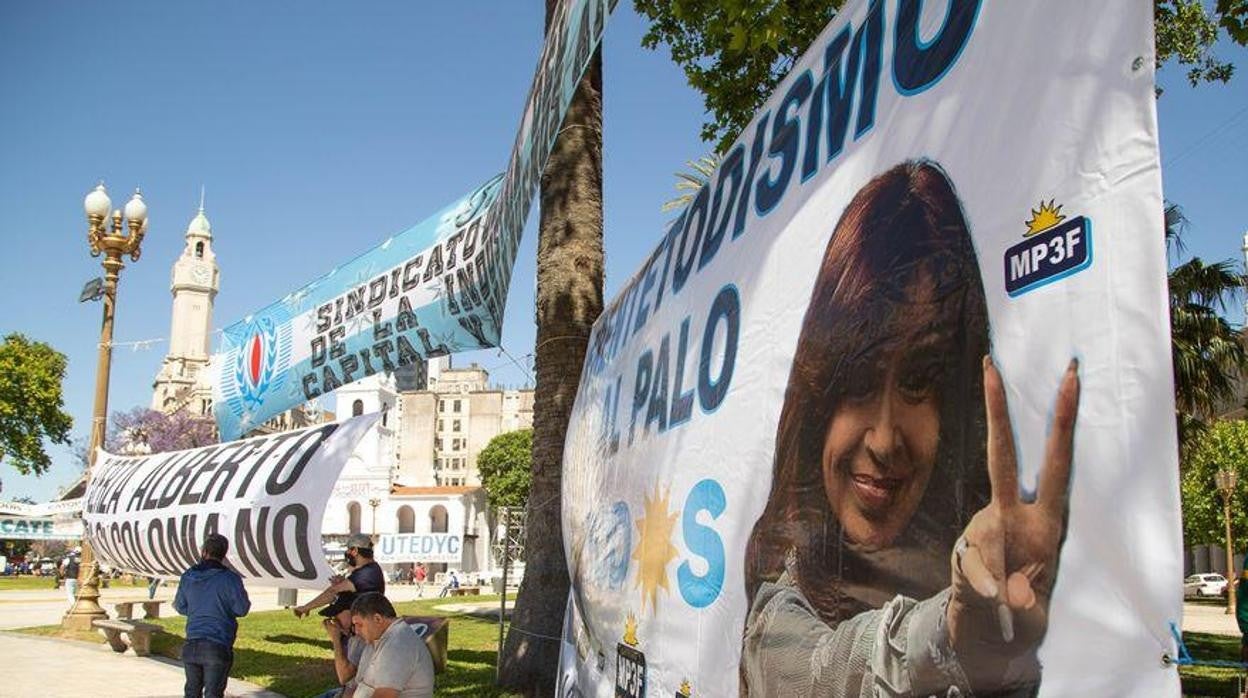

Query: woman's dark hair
left=743, top=160, right=990, bottom=625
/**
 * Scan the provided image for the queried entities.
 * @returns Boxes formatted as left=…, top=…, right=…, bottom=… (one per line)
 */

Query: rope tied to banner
left=1165, top=621, right=1248, bottom=670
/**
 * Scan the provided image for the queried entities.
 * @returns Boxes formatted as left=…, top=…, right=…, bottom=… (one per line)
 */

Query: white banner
left=374, top=533, right=464, bottom=564
left=0, top=515, right=82, bottom=540
left=83, top=414, right=379, bottom=587
left=0, top=498, right=85, bottom=517
left=560, top=1, right=1176, bottom=696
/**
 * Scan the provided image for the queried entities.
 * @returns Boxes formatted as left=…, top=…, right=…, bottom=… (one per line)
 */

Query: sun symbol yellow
left=678, top=678, right=693, bottom=696
left=622, top=612, right=639, bottom=647
left=632, top=484, right=679, bottom=613
left=1024, top=199, right=1066, bottom=236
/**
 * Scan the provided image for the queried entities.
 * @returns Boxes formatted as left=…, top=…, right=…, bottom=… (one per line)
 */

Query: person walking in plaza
left=294, top=534, right=385, bottom=619
left=413, top=563, right=427, bottom=598
left=174, top=533, right=251, bottom=698
left=62, top=555, right=79, bottom=604
left=343, top=592, right=434, bottom=698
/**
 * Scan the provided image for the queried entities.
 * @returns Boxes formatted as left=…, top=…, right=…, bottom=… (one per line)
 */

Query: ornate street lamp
left=63, top=183, right=148, bottom=631
left=369, top=498, right=381, bottom=537
left=1216, top=467, right=1239, bottom=616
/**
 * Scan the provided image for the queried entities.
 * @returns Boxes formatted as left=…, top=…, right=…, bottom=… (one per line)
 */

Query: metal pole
left=1226, top=493, right=1237, bottom=615
left=497, top=508, right=512, bottom=679
left=63, top=254, right=123, bottom=630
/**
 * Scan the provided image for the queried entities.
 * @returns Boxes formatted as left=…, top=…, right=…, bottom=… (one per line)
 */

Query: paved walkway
left=1182, top=601, right=1240, bottom=637
left=0, top=631, right=282, bottom=697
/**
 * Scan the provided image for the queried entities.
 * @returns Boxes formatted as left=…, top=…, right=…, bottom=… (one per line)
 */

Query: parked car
left=1184, top=573, right=1229, bottom=598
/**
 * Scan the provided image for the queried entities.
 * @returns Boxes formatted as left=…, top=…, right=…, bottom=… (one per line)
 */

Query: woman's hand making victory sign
left=947, top=355, right=1081, bottom=690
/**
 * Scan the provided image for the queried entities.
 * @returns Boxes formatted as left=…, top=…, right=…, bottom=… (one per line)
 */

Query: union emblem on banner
left=221, top=310, right=293, bottom=425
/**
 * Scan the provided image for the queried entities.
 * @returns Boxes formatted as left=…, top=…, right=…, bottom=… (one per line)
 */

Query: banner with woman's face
left=557, top=1, right=1174, bottom=696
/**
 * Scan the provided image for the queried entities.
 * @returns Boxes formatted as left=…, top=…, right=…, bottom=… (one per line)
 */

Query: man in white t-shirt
left=344, top=593, right=434, bottom=698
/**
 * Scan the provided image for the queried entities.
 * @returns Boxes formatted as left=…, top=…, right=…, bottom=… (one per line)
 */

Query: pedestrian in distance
left=174, top=533, right=252, bottom=698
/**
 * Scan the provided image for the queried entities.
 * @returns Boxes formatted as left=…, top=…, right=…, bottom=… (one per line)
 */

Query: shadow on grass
left=263, top=633, right=332, bottom=650
left=1179, top=632, right=1247, bottom=697
left=152, top=637, right=339, bottom=698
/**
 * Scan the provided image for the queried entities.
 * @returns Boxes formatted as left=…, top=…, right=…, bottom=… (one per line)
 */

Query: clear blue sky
left=1, top=3, right=1245, bottom=502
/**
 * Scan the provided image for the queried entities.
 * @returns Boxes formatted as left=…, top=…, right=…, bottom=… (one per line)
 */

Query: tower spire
left=199, top=185, right=205, bottom=213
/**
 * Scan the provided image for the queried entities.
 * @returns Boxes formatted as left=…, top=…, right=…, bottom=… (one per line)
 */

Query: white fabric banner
left=559, top=1, right=1177, bottom=696
left=0, top=498, right=84, bottom=517
left=374, top=533, right=464, bottom=564
left=83, top=414, right=379, bottom=588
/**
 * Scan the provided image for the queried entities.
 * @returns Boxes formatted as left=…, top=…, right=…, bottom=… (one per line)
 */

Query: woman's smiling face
left=821, top=279, right=947, bottom=550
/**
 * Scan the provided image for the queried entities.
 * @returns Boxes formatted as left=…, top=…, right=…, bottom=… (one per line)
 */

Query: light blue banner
left=213, top=0, right=615, bottom=441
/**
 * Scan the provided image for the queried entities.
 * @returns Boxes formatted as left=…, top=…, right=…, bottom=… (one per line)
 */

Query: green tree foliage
left=636, top=0, right=1248, bottom=151
left=477, top=428, right=533, bottom=508
left=1181, top=420, right=1248, bottom=547
left=1165, top=204, right=1247, bottom=452
left=0, top=334, right=73, bottom=476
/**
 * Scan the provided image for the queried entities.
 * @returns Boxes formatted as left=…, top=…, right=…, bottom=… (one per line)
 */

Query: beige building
left=395, top=364, right=534, bottom=488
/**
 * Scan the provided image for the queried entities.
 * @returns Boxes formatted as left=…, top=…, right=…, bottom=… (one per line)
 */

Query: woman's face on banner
left=820, top=276, right=946, bottom=550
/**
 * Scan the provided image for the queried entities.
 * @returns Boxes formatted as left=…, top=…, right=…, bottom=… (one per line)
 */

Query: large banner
left=374, top=533, right=464, bottom=565
left=83, top=414, right=378, bottom=586
left=559, top=2, right=1177, bottom=697
left=212, top=0, right=616, bottom=442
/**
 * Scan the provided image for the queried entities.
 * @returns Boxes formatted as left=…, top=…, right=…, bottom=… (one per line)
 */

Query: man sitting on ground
left=311, top=609, right=367, bottom=698
left=344, top=592, right=434, bottom=698
left=294, top=534, right=384, bottom=620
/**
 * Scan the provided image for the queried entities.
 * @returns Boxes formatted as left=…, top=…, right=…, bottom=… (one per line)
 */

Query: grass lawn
left=21, top=595, right=520, bottom=698
left=1179, top=631, right=1248, bottom=697
left=0, top=576, right=154, bottom=591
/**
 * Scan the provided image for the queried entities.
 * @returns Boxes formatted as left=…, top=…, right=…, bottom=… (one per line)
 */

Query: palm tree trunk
left=497, top=11, right=604, bottom=694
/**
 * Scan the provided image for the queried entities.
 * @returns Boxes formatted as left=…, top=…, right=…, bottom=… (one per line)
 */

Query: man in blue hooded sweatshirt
left=174, top=533, right=251, bottom=698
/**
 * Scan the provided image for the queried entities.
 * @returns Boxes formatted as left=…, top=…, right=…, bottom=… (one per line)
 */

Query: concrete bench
left=447, top=587, right=479, bottom=597
left=114, top=600, right=164, bottom=620
left=93, top=618, right=162, bottom=657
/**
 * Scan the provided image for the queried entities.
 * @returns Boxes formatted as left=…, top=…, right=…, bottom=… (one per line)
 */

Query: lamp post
left=63, top=183, right=148, bottom=631
left=369, top=498, right=381, bottom=537
left=1216, top=467, right=1239, bottom=616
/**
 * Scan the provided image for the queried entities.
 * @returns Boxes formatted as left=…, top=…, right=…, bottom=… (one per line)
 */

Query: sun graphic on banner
left=678, top=678, right=693, bottom=696
left=622, top=612, right=639, bottom=647
left=632, top=485, right=679, bottom=613
left=1024, top=200, right=1066, bottom=236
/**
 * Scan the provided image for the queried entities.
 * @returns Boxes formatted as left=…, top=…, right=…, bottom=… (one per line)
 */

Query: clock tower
left=151, top=203, right=220, bottom=414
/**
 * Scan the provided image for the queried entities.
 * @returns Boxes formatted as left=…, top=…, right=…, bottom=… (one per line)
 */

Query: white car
left=1184, top=573, right=1229, bottom=598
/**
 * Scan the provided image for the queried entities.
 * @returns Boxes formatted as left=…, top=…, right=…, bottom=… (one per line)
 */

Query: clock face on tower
left=191, top=264, right=211, bottom=285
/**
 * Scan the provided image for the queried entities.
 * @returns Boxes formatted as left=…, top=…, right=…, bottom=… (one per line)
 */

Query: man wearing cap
left=295, top=533, right=385, bottom=620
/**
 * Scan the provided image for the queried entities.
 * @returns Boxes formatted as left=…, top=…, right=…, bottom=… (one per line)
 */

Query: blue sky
left=1, top=3, right=1245, bottom=502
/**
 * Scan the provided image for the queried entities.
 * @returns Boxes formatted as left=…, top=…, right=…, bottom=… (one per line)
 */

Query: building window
left=438, top=419, right=444, bottom=431
left=352, top=399, right=364, bottom=417
left=435, top=438, right=442, bottom=450
left=195, top=241, right=204, bottom=258
left=453, top=420, right=461, bottom=432
left=439, top=400, right=445, bottom=412
left=453, top=400, right=461, bottom=413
